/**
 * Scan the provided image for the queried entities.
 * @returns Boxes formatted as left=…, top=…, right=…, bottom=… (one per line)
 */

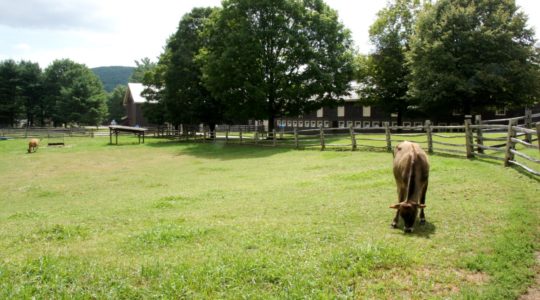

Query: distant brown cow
left=390, top=141, right=429, bottom=233
left=27, top=138, right=39, bottom=153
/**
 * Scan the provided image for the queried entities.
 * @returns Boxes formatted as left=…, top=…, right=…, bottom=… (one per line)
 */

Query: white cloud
left=0, top=0, right=539, bottom=68
left=14, top=43, right=32, bottom=52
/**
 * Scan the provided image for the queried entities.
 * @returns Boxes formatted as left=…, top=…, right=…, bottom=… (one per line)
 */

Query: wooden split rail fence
left=165, top=115, right=540, bottom=176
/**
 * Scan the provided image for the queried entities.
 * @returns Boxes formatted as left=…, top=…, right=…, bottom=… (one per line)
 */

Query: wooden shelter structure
left=109, top=125, right=147, bottom=145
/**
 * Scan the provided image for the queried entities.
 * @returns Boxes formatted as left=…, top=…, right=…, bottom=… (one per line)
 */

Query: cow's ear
left=418, top=204, right=426, bottom=209
left=389, top=204, right=400, bottom=209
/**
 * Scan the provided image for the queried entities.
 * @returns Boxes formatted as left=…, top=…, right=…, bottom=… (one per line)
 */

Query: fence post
left=425, top=120, right=433, bottom=154
left=239, top=127, right=243, bottom=143
left=273, top=129, right=276, bottom=147
left=504, top=119, right=517, bottom=167
left=203, top=128, right=207, bottom=143
left=225, top=126, right=229, bottom=143
left=385, top=122, right=392, bottom=152
left=349, top=125, right=357, bottom=151
left=212, top=130, right=216, bottom=143
left=536, top=123, right=540, bottom=153
left=464, top=119, right=474, bottom=158
left=254, top=131, right=259, bottom=144
left=319, top=126, right=325, bottom=151
left=525, top=107, right=532, bottom=143
left=294, top=127, right=299, bottom=149
left=475, top=115, right=484, bottom=154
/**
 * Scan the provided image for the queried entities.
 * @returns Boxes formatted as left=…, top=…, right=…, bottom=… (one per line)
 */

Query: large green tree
left=161, top=7, right=223, bottom=131
left=17, top=61, right=43, bottom=126
left=409, top=0, right=540, bottom=116
left=200, top=0, right=355, bottom=132
left=358, top=0, right=425, bottom=126
left=130, top=58, right=157, bottom=83
left=107, top=85, right=127, bottom=123
left=0, top=60, right=21, bottom=126
left=43, top=59, right=108, bottom=127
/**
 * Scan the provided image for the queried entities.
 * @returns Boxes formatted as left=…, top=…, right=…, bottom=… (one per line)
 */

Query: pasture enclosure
left=149, top=113, right=540, bottom=176
left=0, top=137, right=538, bottom=299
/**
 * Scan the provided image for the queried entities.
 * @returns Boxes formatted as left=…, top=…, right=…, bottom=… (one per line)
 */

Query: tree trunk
left=209, top=123, right=216, bottom=139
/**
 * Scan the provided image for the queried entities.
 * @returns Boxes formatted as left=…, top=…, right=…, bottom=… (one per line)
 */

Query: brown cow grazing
left=27, top=138, right=39, bottom=153
left=390, top=141, right=429, bottom=233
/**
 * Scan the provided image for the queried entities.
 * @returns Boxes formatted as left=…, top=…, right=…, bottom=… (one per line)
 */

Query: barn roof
left=127, top=83, right=147, bottom=104
left=123, top=83, right=159, bottom=106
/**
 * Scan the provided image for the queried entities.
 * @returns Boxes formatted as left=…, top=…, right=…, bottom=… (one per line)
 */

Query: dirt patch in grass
left=520, top=252, right=540, bottom=300
left=417, top=267, right=490, bottom=297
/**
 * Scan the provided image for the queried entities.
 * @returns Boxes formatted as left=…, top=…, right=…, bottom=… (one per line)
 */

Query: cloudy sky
left=1, top=0, right=540, bottom=68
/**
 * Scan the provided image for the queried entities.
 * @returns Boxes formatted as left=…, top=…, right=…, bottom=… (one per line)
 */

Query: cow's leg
left=392, top=186, right=405, bottom=228
left=419, top=182, right=428, bottom=225
left=391, top=210, right=400, bottom=228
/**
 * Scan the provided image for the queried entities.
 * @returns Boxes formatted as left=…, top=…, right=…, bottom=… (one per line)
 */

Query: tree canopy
left=357, top=0, right=425, bottom=125
left=199, top=0, right=355, bottom=131
left=43, top=59, right=108, bottom=126
left=408, top=0, right=540, bottom=116
left=159, top=7, right=223, bottom=129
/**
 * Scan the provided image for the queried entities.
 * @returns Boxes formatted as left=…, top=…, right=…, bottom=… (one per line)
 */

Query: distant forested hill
left=91, top=66, right=135, bottom=92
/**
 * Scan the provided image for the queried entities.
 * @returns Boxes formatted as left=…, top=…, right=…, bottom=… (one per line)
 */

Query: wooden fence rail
left=2, top=116, right=539, bottom=176
left=173, top=118, right=539, bottom=176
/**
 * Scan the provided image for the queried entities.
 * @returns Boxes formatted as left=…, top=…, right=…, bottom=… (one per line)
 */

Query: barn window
left=298, top=121, right=303, bottom=127
left=293, top=121, right=297, bottom=127
left=355, top=121, right=361, bottom=128
left=337, top=106, right=345, bottom=117
left=311, top=120, right=316, bottom=127
left=338, top=121, right=345, bottom=128
left=372, top=121, right=380, bottom=128
left=363, top=106, right=371, bottom=117
left=317, top=108, right=324, bottom=118
left=363, top=121, right=371, bottom=128
left=287, top=120, right=292, bottom=127
left=317, top=121, right=323, bottom=127
left=414, top=122, right=422, bottom=127
left=324, top=121, right=330, bottom=128
left=403, top=122, right=411, bottom=127
left=347, top=121, right=353, bottom=128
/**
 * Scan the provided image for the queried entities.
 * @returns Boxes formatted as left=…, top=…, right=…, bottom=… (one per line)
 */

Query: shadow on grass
left=146, top=140, right=294, bottom=160
left=392, top=221, right=437, bottom=239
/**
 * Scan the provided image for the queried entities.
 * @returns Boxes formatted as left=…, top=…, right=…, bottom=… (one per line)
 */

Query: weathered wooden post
left=536, top=123, right=540, bottom=153
left=254, top=130, right=259, bottom=144
left=349, top=125, right=357, bottom=151
left=294, top=127, right=299, bottom=149
left=273, top=129, right=276, bottom=147
left=239, top=127, right=243, bottom=143
left=475, top=115, right=484, bottom=154
left=203, top=128, right=207, bottom=143
left=425, top=120, right=433, bottom=154
left=319, top=126, right=325, bottom=151
left=385, top=122, right=392, bottom=152
left=524, top=107, right=533, bottom=143
left=225, top=125, right=229, bottom=143
left=504, top=119, right=517, bottom=167
left=464, top=119, right=474, bottom=158
left=109, top=128, right=112, bottom=144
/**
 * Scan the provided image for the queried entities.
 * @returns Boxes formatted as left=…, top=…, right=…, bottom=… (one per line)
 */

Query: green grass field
left=0, top=136, right=538, bottom=299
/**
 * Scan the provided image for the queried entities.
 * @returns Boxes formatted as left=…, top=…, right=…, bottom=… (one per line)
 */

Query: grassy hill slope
left=91, top=66, right=134, bottom=92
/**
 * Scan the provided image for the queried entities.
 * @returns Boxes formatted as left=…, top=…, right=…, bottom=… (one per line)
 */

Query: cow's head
left=390, top=202, right=426, bottom=232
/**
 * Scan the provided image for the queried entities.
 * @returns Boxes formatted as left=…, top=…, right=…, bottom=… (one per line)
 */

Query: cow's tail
left=405, top=149, right=417, bottom=202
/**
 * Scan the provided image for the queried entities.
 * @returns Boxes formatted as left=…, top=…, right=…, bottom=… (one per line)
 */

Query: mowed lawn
left=0, top=137, right=538, bottom=299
